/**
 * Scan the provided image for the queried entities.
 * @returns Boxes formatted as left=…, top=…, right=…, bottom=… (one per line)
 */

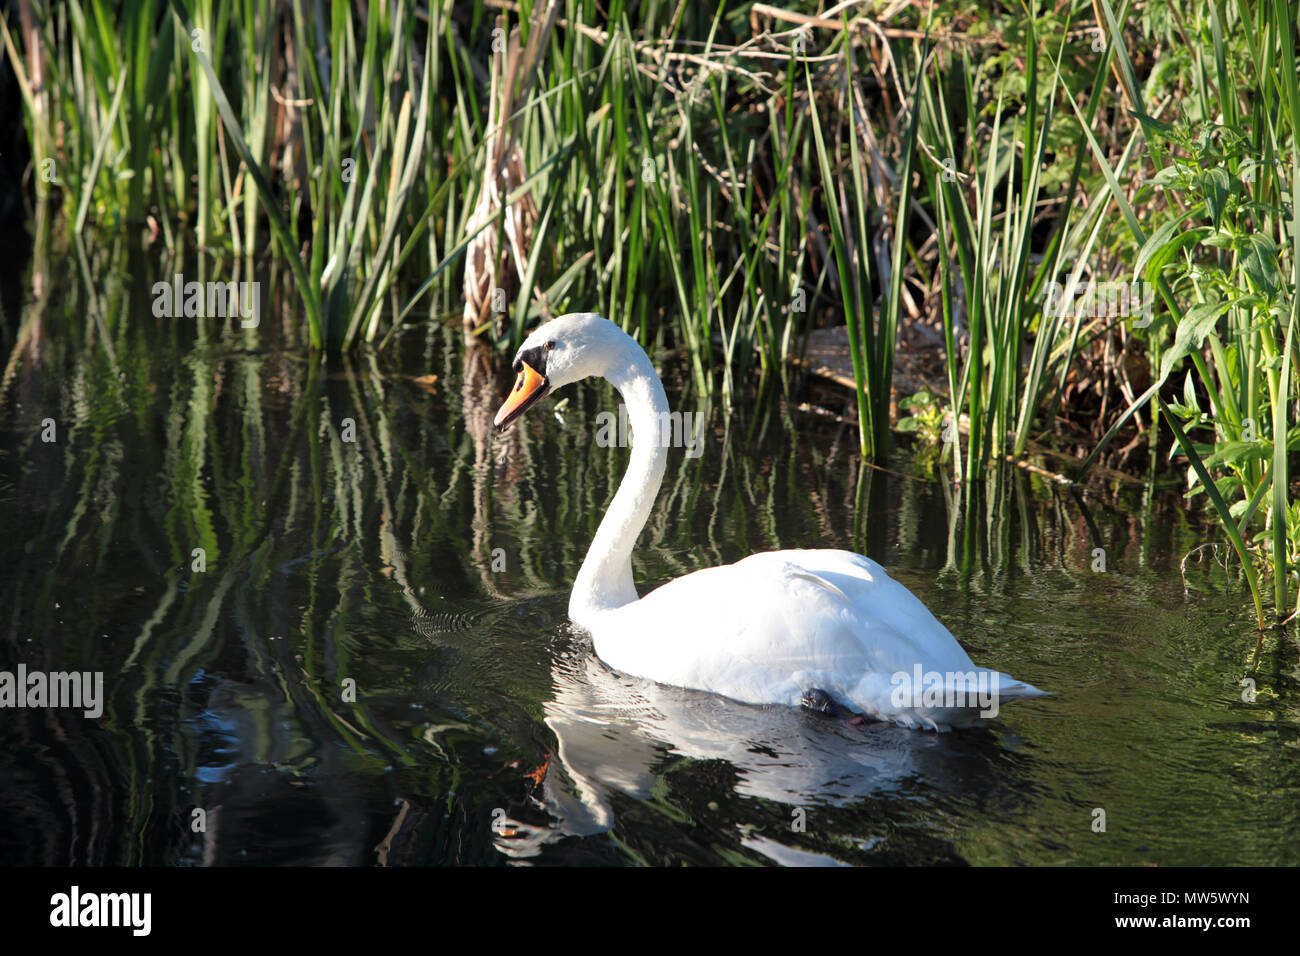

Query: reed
left=3, top=0, right=1297, bottom=622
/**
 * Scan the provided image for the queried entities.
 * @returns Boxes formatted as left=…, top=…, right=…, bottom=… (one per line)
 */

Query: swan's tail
left=992, top=672, right=1049, bottom=701
left=852, top=668, right=1048, bottom=731
left=934, top=670, right=1048, bottom=729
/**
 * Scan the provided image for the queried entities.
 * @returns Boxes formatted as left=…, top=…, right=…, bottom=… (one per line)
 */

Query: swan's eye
left=545, top=340, right=556, bottom=351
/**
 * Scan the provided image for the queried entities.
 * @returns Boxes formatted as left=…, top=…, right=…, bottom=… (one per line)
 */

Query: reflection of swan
left=493, top=314, right=1045, bottom=729
left=493, top=633, right=1029, bottom=862
left=544, top=639, right=934, bottom=813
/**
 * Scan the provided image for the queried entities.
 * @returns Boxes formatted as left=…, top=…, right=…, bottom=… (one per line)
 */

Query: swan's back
left=589, top=549, right=1044, bottom=730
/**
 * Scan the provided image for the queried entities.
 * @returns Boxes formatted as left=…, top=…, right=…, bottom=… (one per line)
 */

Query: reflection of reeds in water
left=463, top=340, right=521, bottom=597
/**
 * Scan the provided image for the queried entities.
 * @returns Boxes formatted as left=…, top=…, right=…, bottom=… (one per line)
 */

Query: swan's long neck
left=568, top=346, right=669, bottom=627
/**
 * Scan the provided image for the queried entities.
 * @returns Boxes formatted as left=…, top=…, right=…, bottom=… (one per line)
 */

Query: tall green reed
left=1075, top=0, right=1298, bottom=627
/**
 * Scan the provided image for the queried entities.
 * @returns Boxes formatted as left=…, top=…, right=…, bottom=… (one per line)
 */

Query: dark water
left=2, top=279, right=1297, bottom=866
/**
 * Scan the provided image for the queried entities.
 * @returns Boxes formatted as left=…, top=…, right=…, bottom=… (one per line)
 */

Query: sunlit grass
left=1072, top=0, right=1299, bottom=626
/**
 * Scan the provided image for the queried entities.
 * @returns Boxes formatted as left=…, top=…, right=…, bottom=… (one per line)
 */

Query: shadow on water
left=1, top=252, right=1298, bottom=865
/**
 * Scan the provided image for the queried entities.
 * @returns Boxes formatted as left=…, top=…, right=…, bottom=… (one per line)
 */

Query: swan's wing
left=591, top=557, right=855, bottom=706
left=590, top=549, right=975, bottom=709
left=758, top=550, right=978, bottom=670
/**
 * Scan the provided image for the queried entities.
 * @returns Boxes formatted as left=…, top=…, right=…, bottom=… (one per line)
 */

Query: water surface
left=1, top=281, right=1296, bottom=866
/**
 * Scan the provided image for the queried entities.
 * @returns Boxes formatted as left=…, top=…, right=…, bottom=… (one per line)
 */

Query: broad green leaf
left=1142, top=226, right=1213, bottom=282
left=1205, top=440, right=1270, bottom=468
left=1159, top=299, right=1230, bottom=380
left=1199, top=168, right=1231, bottom=227
left=1238, top=233, right=1282, bottom=296
left=1133, top=211, right=1197, bottom=277
left=1148, top=165, right=1182, bottom=188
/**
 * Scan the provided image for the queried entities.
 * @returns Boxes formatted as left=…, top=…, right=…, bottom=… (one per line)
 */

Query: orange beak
left=494, top=360, right=548, bottom=430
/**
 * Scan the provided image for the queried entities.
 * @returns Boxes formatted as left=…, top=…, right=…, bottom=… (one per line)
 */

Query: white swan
left=493, top=313, right=1046, bottom=730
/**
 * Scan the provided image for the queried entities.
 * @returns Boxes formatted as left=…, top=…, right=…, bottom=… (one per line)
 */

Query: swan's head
left=493, top=313, right=633, bottom=431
